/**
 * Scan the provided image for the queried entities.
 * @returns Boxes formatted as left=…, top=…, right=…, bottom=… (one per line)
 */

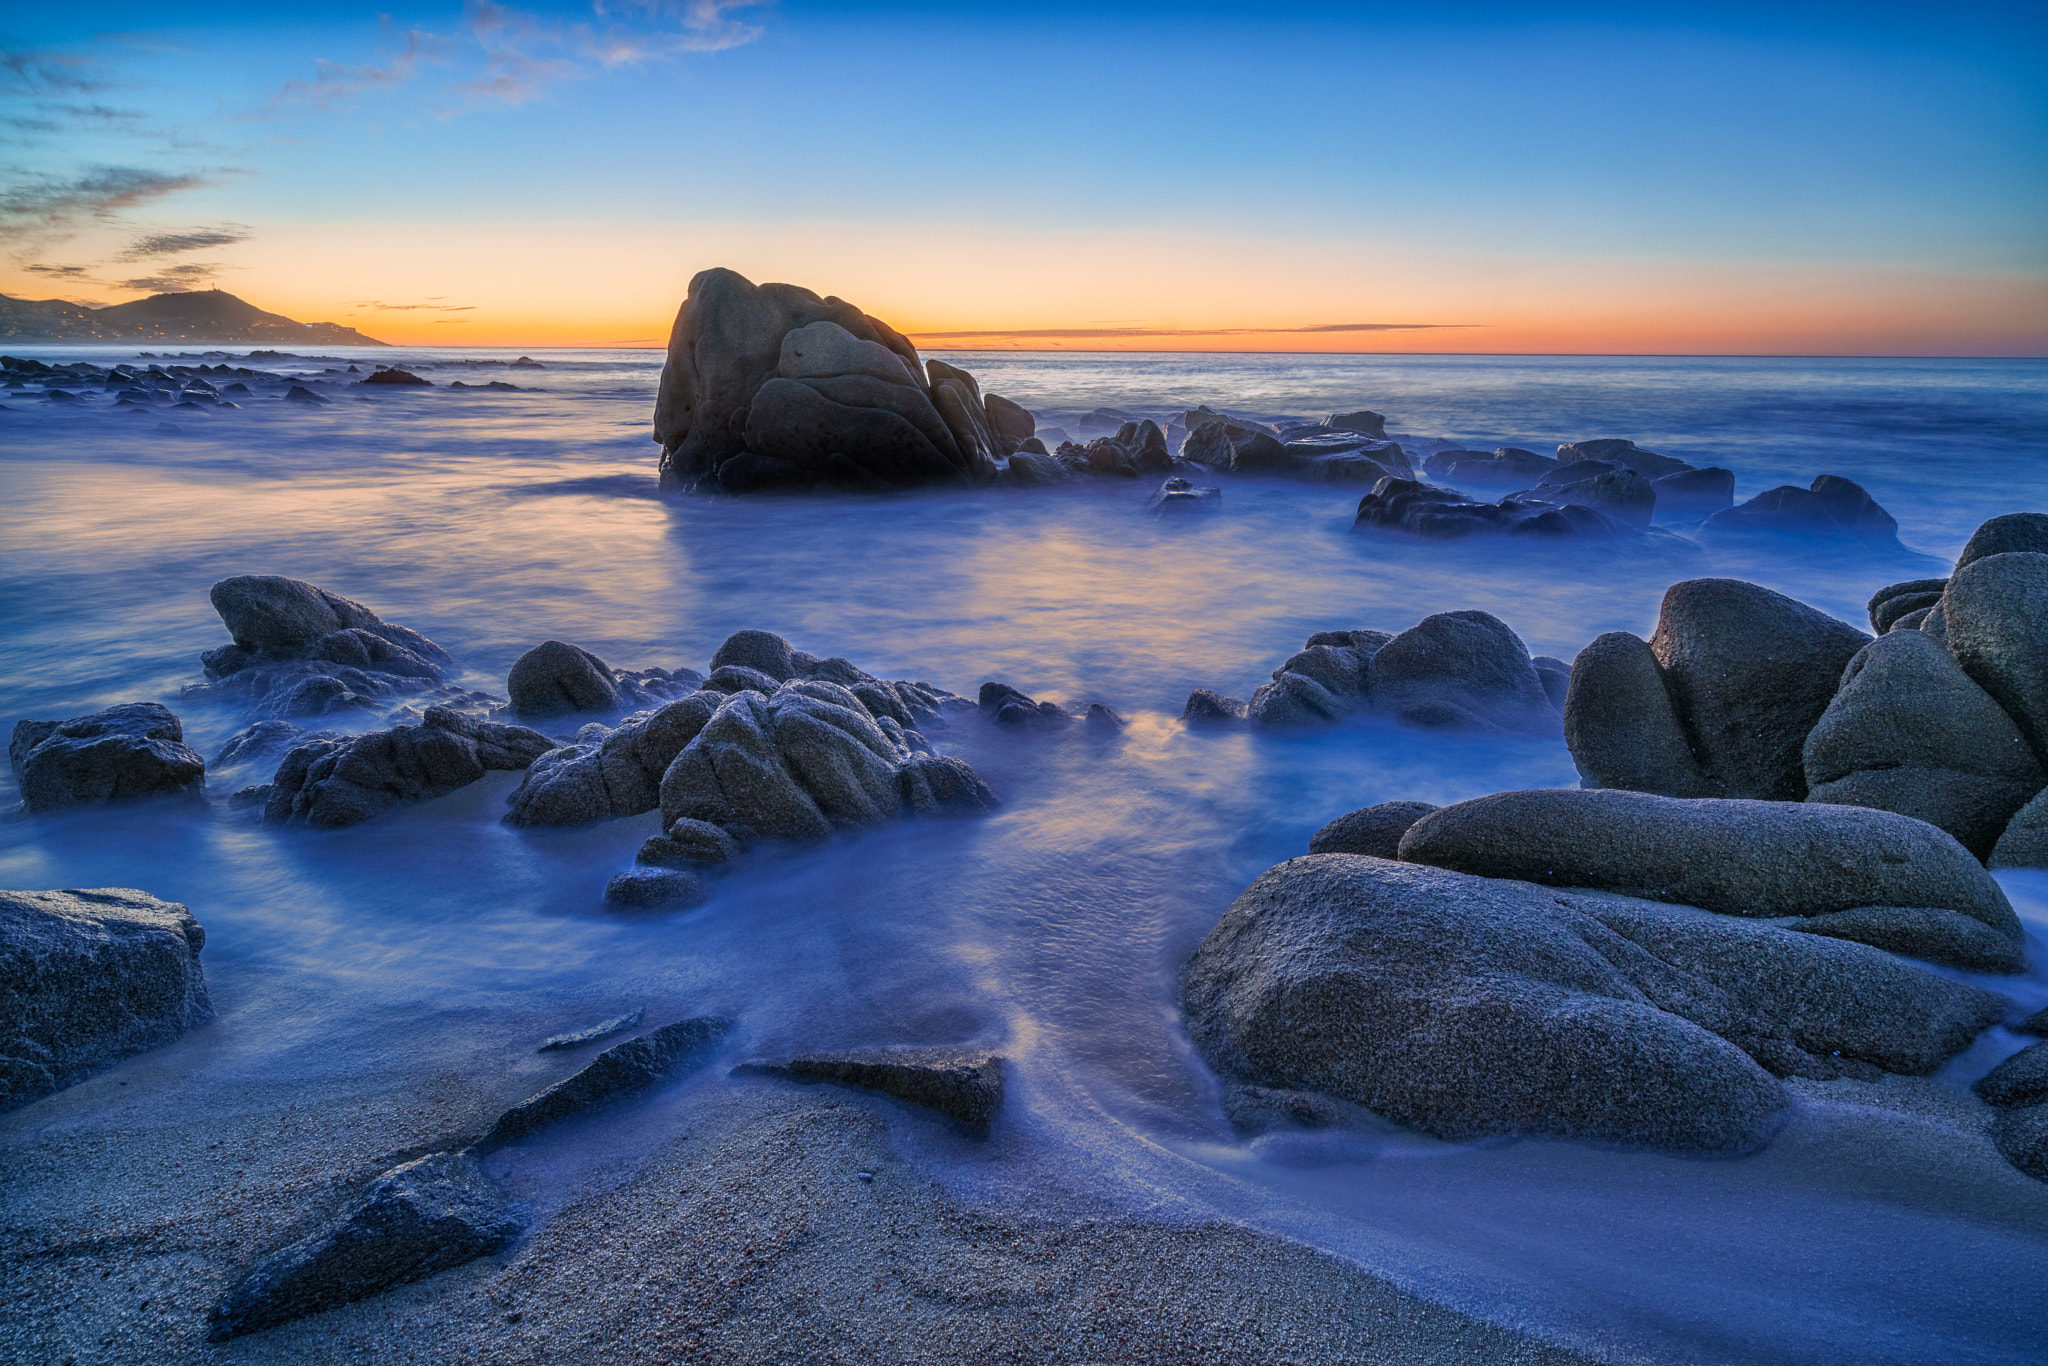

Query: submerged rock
left=602, top=866, right=710, bottom=911
left=736, top=1047, right=1006, bottom=1136
left=1181, top=689, right=1248, bottom=725
left=1146, top=475, right=1220, bottom=514
left=206, top=1151, right=523, bottom=1341
left=1554, top=438, right=1694, bottom=479
left=1650, top=466, right=1735, bottom=521
left=978, top=681, right=1073, bottom=729
left=8, top=702, right=206, bottom=813
left=1351, top=476, right=1660, bottom=543
left=1397, top=788, right=2023, bottom=971
left=1525, top=460, right=1655, bottom=526
left=201, top=576, right=451, bottom=682
left=1701, top=475, right=1899, bottom=542
left=0, top=888, right=212, bottom=1112
left=1182, top=855, right=2006, bottom=1152
left=539, top=1008, right=645, bottom=1052
left=264, top=706, right=554, bottom=828
left=361, top=367, right=431, bottom=386
left=213, top=720, right=339, bottom=772
left=1307, top=801, right=1440, bottom=858
left=477, top=1016, right=733, bottom=1151
left=1241, top=613, right=1557, bottom=734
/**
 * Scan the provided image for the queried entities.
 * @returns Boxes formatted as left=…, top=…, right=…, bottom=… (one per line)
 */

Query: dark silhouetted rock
left=503, top=640, right=698, bottom=722
left=1182, top=689, right=1247, bottom=725
left=1944, top=551, right=2048, bottom=766
left=1554, top=438, right=1693, bottom=479
left=283, top=385, right=328, bottom=405
left=898, top=755, right=999, bottom=816
left=1147, top=475, right=1220, bottom=514
left=539, top=1008, right=644, bottom=1052
left=1182, top=856, right=2003, bottom=1152
left=737, top=1048, right=1005, bottom=1136
left=362, top=367, right=431, bottom=386
left=9, top=703, right=205, bottom=813
left=199, top=575, right=451, bottom=688
left=213, top=720, right=337, bottom=772
left=1367, top=612, right=1557, bottom=733
left=978, top=681, right=1072, bottom=729
left=1, top=888, right=212, bottom=1112
left=1803, top=630, right=2045, bottom=859
left=264, top=706, right=554, bottom=828
left=1650, top=466, right=1734, bottom=520
left=1308, top=801, right=1440, bottom=857
left=926, top=360, right=1000, bottom=481
left=1869, top=578, right=1948, bottom=634
left=1993, top=1104, right=2048, bottom=1183
left=477, top=1016, right=733, bottom=1151
left=1529, top=460, right=1655, bottom=526
left=1702, top=476, right=1899, bottom=541
left=1397, top=788, right=2022, bottom=970
left=1958, top=512, right=2048, bottom=569
left=983, top=392, right=1035, bottom=454
left=603, top=866, right=709, bottom=911
left=636, top=816, right=743, bottom=869
left=1326, top=409, right=1388, bottom=439
left=206, top=1151, right=522, bottom=1341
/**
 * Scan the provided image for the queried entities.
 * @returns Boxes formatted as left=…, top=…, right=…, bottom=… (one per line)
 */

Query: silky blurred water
left=3, top=347, right=2046, bottom=1363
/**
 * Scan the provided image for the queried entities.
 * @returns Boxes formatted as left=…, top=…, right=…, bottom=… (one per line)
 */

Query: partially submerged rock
left=206, top=1151, right=523, bottom=1341
left=1701, top=475, right=1899, bottom=542
left=1182, top=855, right=2006, bottom=1152
left=602, top=866, right=710, bottom=911
left=506, top=640, right=700, bottom=722
left=1181, top=689, right=1248, bottom=725
left=1554, top=438, right=1694, bottom=479
left=1146, top=475, right=1220, bottom=513
left=1974, top=1042, right=2048, bottom=1183
left=1, top=888, right=212, bottom=1111
left=539, top=1008, right=645, bottom=1052
left=8, top=702, right=206, bottom=813
left=264, top=706, right=554, bottom=828
left=1351, top=476, right=1663, bottom=543
left=736, top=1047, right=1006, bottom=1136
left=1307, top=801, right=1440, bottom=858
left=478, top=1016, right=733, bottom=1151
left=1396, top=788, right=2023, bottom=971
left=1241, top=614, right=1559, bottom=734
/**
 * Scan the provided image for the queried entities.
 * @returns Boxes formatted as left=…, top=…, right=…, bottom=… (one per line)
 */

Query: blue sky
left=3, top=2, right=2044, bottom=350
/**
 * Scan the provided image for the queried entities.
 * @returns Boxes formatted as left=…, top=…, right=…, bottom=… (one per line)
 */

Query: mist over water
left=4, top=348, right=2047, bottom=1363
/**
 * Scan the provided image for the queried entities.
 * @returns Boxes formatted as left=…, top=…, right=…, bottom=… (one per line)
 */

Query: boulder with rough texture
left=507, top=640, right=683, bottom=722
left=1527, top=459, right=1655, bottom=526
left=653, top=268, right=932, bottom=491
left=1566, top=630, right=1715, bottom=798
left=1647, top=578, right=1870, bottom=800
left=1701, top=476, right=1899, bottom=541
left=1182, top=690, right=1248, bottom=725
left=361, top=367, right=431, bottom=386
left=1554, top=438, right=1693, bottom=479
left=1325, top=409, right=1388, bottom=439
left=1182, top=856, right=2003, bottom=1151
left=1, top=888, right=212, bottom=1111
left=1868, top=578, right=1949, bottom=634
left=978, top=681, right=1074, bottom=729
left=983, top=393, right=1035, bottom=454
left=1307, top=801, right=1439, bottom=857
left=213, top=720, right=339, bottom=772
left=1958, top=512, right=2048, bottom=568
left=925, top=360, right=1000, bottom=481
left=1803, top=630, right=2045, bottom=859
left=9, top=703, right=206, bottom=813
left=1247, top=633, right=1381, bottom=727
left=602, top=866, right=710, bottom=911
left=201, top=575, right=451, bottom=683
left=1351, top=477, right=1658, bottom=543
left=636, top=816, right=743, bottom=868
left=1054, top=420, right=1177, bottom=479
left=1943, top=551, right=2048, bottom=766
left=502, top=693, right=722, bottom=827
left=264, top=706, right=554, bottom=828
left=478, top=1017, right=733, bottom=1150
left=1991, top=788, right=2048, bottom=870
left=1365, top=611, right=1559, bottom=733
left=206, top=1151, right=523, bottom=1341
left=1974, top=1042, right=2048, bottom=1184
left=736, top=1048, right=1006, bottom=1136
left=1397, top=788, right=2023, bottom=971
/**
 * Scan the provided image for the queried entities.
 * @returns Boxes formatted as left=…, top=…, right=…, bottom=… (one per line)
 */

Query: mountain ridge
left=0, top=289, right=388, bottom=345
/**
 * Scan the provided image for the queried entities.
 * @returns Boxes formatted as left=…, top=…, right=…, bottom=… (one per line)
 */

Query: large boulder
left=1246, top=631, right=1385, bottom=727
left=1701, top=476, right=1899, bottom=542
left=9, top=703, right=206, bottom=813
left=653, top=268, right=933, bottom=491
left=1645, top=578, right=1870, bottom=800
left=504, top=641, right=700, bottom=723
left=504, top=692, right=722, bottom=827
left=925, top=360, right=1001, bottom=481
left=1526, top=460, right=1655, bottom=526
left=983, top=393, right=1035, bottom=454
left=1397, top=788, right=2024, bottom=971
left=1364, top=611, right=1559, bottom=733
left=1942, top=551, right=2048, bottom=766
left=207, top=1151, right=524, bottom=1341
left=1, top=888, right=212, bottom=1111
left=201, top=575, right=450, bottom=683
left=1803, top=630, right=2045, bottom=859
left=1562, top=633, right=1715, bottom=797
left=1182, top=856, right=2004, bottom=1151
left=264, top=706, right=554, bottom=828
left=1554, top=438, right=1693, bottom=479
left=1957, top=512, right=2048, bottom=568
left=1307, top=800, right=1440, bottom=857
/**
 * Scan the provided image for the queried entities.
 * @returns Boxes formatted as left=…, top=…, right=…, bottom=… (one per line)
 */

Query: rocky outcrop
left=736, top=1048, right=1006, bottom=1136
left=1991, top=788, right=2048, bottom=869
left=1423, top=446, right=1559, bottom=484
left=478, top=1017, right=733, bottom=1151
left=1307, top=801, right=1439, bottom=858
left=504, top=640, right=701, bottom=723
left=1523, top=460, right=1655, bottom=525
left=1975, top=1043, right=2048, bottom=1183
left=361, top=367, right=430, bottom=386
left=1869, top=577, right=1949, bottom=633
left=653, top=269, right=989, bottom=493
left=1944, top=551, right=2048, bottom=765
left=207, top=1151, right=523, bottom=1341
left=1053, top=420, right=1176, bottom=478
left=1240, top=614, right=1559, bottom=734
left=1181, top=689, right=1248, bottom=725
left=1183, top=411, right=1409, bottom=483
left=9, top=703, right=206, bottom=813
left=1182, top=855, right=2005, bottom=1152
left=1351, top=477, right=1665, bottom=542
left=1397, top=788, right=2024, bottom=971
left=1563, top=578, right=1869, bottom=800
left=982, top=393, right=1036, bottom=454
left=1958, top=512, right=2048, bottom=567
left=264, top=706, right=554, bottom=828
left=1802, top=630, right=2044, bottom=859
left=1701, top=475, right=1898, bottom=541
left=1, top=888, right=212, bottom=1111
left=1554, top=438, right=1694, bottom=479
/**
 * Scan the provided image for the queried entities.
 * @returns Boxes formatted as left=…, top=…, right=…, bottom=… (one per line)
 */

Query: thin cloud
left=909, top=322, right=1479, bottom=339
left=0, top=167, right=210, bottom=242
left=115, top=261, right=224, bottom=292
left=270, top=27, right=447, bottom=112
left=351, top=300, right=477, bottom=311
left=1, top=48, right=107, bottom=98
left=588, top=0, right=767, bottom=60
left=23, top=263, right=93, bottom=277
left=120, top=225, right=253, bottom=258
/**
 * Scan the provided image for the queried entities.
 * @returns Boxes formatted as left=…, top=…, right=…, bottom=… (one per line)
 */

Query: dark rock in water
left=9, top=703, right=206, bottom=813
left=1648, top=578, right=1870, bottom=801
left=264, top=706, right=554, bottom=828
left=200, top=575, right=451, bottom=686
left=1868, top=577, right=1948, bottom=634
left=1993, top=1104, right=2048, bottom=1183
left=1077, top=407, right=1137, bottom=436
left=927, top=360, right=1001, bottom=476
left=1397, top=788, right=2023, bottom=970
left=1082, top=703, right=1123, bottom=733
left=506, top=640, right=618, bottom=720
left=1055, top=420, right=1177, bottom=479
left=1181, top=855, right=2003, bottom=1152
left=1702, top=475, right=1899, bottom=541
left=478, top=1016, right=733, bottom=1151
left=1976, top=1043, right=2048, bottom=1110
left=1563, top=633, right=1713, bottom=798
left=361, top=367, right=431, bottom=386
left=1944, top=551, right=2048, bottom=766
left=1650, top=466, right=1734, bottom=520
left=1308, top=801, right=1439, bottom=857
left=1146, top=475, right=1220, bottom=514
left=637, top=816, right=744, bottom=868
left=898, top=755, right=999, bottom=816
left=1248, top=633, right=1378, bottom=727
left=1554, top=438, right=1693, bottom=479
left=213, top=720, right=338, bottom=771
left=982, top=392, right=1035, bottom=454
left=1991, top=787, right=2048, bottom=870
left=1531, top=655, right=1572, bottom=709
left=1182, top=689, right=1247, bottom=725
left=1366, top=611, right=1559, bottom=734
left=206, top=1151, right=523, bottom=1341
left=1431, top=447, right=1560, bottom=483
left=603, top=866, right=709, bottom=911
left=282, top=385, right=328, bottom=405
left=539, top=1008, right=644, bottom=1051
left=1528, top=460, right=1655, bottom=526
left=2014, top=1006, right=2048, bottom=1037
left=0, top=888, right=212, bottom=1112
left=978, top=681, right=1072, bottom=729
left=1352, top=476, right=1657, bottom=544
left=1958, top=512, right=2048, bottom=569
left=997, top=448, right=1072, bottom=487
left=228, top=783, right=270, bottom=810
left=736, top=1047, right=1005, bottom=1136
left=507, top=693, right=724, bottom=826
left=1803, top=630, right=2045, bottom=860
left=1325, top=409, right=1388, bottom=439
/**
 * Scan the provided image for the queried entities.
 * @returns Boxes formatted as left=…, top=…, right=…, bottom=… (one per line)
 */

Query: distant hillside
left=0, top=289, right=388, bottom=345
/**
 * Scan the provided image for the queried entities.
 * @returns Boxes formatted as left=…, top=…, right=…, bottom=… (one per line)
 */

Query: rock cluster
left=0, top=888, right=213, bottom=1111
left=504, top=639, right=702, bottom=723
left=1192, top=613, right=1566, bottom=734
left=8, top=702, right=206, bottom=813
left=1702, top=475, right=1898, bottom=541
left=652, top=268, right=1040, bottom=493
left=1052, top=420, right=1176, bottom=479
left=1181, top=410, right=1411, bottom=483
left=1352, top=476, right=1678, bottom=543
left=263, top=706, right=555, bottom=828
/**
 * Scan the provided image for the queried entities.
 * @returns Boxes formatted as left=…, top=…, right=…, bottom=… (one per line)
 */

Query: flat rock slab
left=207, top=1150, right=524, bottom=1340
left=478, top=1016, right=732, bottom=1150
left=1, top=887, right=212, bottom=1111
left=736, top=1048, right=1006, bottom=1136
left=538, top=1008, right=644, bottom=1052
left=1397, top=788, right=2023, bottom=970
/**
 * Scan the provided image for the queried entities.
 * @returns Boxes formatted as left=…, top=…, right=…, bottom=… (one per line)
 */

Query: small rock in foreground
left=539, top=1008, right=645, bottom=1052
left=736, top=1048, right=1006, bottom=1136
left=477, top=1016, right=733, bottom=1151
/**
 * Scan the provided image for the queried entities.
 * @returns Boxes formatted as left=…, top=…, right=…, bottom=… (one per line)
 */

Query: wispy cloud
left=587, top=0, right=767, bottom=60
left=350, top=299, right=477, bottom=311
left=120, top=225, right=253, bottom=258
left=23, top=262, right=93, bottom=277
left=909, top=321, right=1479, bottom=339
left=0, top=166, right=209, bottom=243
left=269, top=26, right=449, bottom=112
left=114, top=261, right=225, bottom=292
left=1, top=47, right=108, bottom=98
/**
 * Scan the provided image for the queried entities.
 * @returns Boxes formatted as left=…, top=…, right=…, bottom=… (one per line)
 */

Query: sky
left=2, top=1, right=2044, bottom=353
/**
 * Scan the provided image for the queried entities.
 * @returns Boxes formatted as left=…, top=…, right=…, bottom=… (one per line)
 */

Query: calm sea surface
left=3, top=348, right=2046, bottom=1363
